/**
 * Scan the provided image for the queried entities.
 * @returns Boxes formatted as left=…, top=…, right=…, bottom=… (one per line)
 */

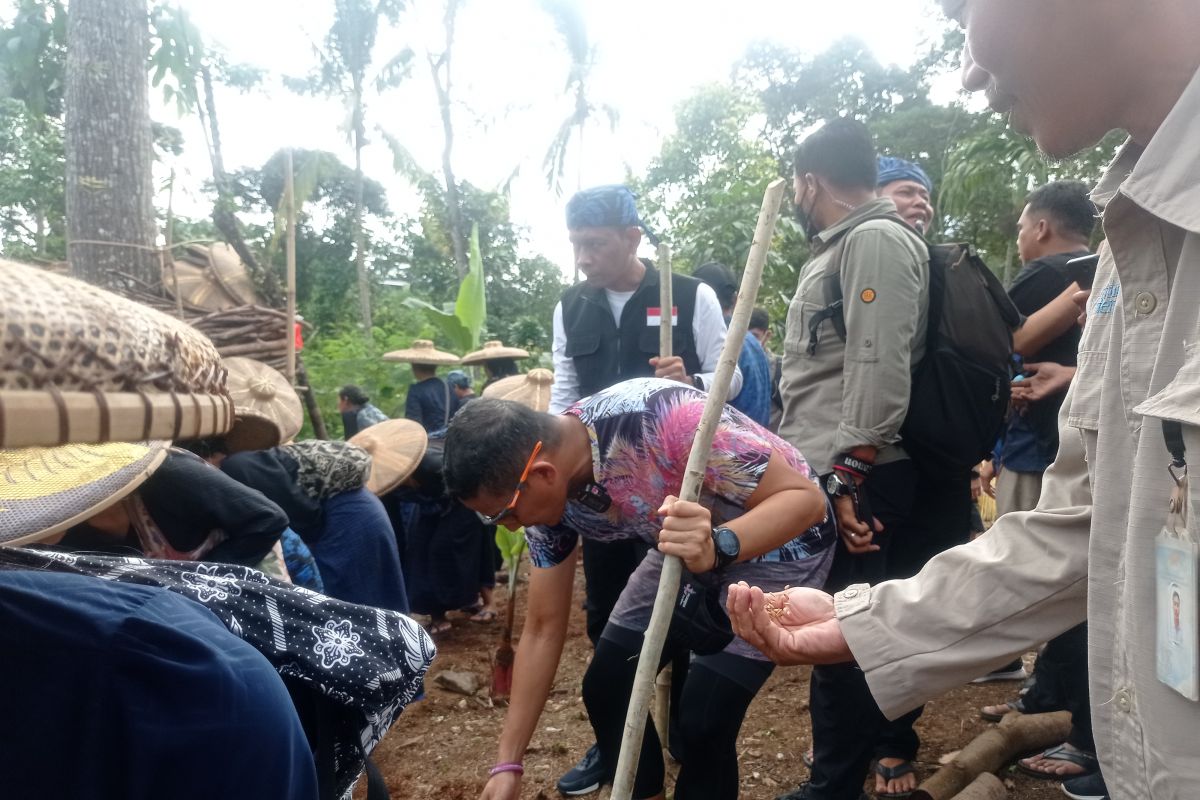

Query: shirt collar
left=812, top=197, right=899, bottom=252
left=1096, top=64, right=1200, bottom=233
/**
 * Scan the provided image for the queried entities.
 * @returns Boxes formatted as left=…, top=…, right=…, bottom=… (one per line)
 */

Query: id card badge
left=1157, top=475, right=1200, bottom=700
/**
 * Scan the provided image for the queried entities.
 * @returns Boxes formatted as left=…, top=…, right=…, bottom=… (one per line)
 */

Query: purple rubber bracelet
left=489, top=762, right=524, bottom=777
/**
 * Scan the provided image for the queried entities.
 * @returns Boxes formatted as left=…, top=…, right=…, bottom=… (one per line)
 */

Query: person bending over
left=443, top=377, right=835, bottom=800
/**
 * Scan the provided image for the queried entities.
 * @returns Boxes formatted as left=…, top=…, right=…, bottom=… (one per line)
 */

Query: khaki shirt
left=838, top=65, right=1200, bottom=799
left=778, top=198, right=929, bottom=473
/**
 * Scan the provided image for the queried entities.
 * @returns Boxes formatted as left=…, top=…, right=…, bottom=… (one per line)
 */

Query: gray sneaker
left=556, top=743, right=605, bottom=796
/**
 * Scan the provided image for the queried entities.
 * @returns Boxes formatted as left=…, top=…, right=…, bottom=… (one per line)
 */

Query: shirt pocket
left=1134, top=341, right=1200, bottom=528
left=564, top=335, right=601, bottom=360
left=784, top=270, right=838, bottom=358
left=637, top=326, right=687, bottom=357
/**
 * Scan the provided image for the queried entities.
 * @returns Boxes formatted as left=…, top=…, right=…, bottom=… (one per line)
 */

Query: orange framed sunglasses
left=476, top=440, right=544, bottom=525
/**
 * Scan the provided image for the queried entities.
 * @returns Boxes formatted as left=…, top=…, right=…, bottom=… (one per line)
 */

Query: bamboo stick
left=610, top=178, right=787, bottom=800
left=652, top=241, right=673, bottom=747
left=285, top=149, right=298, bottom=384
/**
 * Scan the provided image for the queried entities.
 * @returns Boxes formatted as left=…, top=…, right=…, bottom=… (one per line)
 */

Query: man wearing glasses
left=728, top=2, right=1200, bottom=799
left=444, top=377, right=834, bottom=800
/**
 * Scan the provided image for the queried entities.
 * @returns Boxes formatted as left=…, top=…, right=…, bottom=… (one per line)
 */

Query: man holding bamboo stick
left=548, top=184, right=742, bottom=795
left=730, top=2, right=1200, bottom=799
left=444, top=378, right=834, bottom=800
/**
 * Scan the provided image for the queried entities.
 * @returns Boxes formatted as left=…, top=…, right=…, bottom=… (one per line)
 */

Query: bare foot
left=874, top=757, right=917, bottom=796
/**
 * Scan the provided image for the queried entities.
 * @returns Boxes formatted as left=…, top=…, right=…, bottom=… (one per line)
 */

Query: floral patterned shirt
left=525, top=378, right=835, bottom=569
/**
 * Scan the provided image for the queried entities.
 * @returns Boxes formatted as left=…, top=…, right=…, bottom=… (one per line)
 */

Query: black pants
left=1022, top=622, right=1094, bottom=752
left=808, top=459, right=972, bottom=799
left=582, top=624, right=773, bottom=800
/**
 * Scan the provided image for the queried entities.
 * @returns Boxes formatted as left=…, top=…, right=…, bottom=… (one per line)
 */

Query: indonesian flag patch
left=646, top=307, right=679, bottom=327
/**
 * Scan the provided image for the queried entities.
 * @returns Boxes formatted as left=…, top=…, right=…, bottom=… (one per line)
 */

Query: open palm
left=726, top=583, right=852, bottom=666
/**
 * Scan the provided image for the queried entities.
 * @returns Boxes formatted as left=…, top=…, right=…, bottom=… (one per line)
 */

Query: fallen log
left=950, top=772, right=1006, bottom=800
left=912, top=711, right=1070, bottom=800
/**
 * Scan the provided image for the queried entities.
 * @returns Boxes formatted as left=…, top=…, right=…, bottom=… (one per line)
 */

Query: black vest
left=560, top=261, right=702, bottom=398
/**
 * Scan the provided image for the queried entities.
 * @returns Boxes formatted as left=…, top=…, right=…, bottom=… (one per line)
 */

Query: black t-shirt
left=1006, top=249, right=1091, bottom=453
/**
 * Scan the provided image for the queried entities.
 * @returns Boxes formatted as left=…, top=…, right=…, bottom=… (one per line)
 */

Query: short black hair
left=693, top=262, right=738, bottom=311
left=485, top=358, right=520, bottom=379
left=1026, top=180, right=1096, bottom=242
left=792, top=118, right=877, bottom=190
left=443, top=398, right=558, bottom=500
left=749, top=307, right=770, bottom=332
left=339, top=384, right=370, bottom=405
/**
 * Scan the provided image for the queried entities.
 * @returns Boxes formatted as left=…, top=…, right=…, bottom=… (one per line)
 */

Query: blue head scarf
left=565, top=185, right=660, bottom=246
left=876, top=156, right=932, bottom=193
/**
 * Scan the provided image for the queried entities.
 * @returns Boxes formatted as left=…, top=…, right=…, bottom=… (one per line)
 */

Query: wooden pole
left=284, top=148, right=298, bottom=384
left=165, top=169, right=184, bottom=319
left=652, top=242, right=673, bottom=746
left=610, top=179, right=787, bottom=800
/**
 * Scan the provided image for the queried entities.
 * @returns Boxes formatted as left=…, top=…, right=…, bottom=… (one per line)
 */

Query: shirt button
left=1134, top=291, right=1158, bottom=314
left=843, top=589, right=859, bottom=599
left=1115, top=688, right=1133, bottom=712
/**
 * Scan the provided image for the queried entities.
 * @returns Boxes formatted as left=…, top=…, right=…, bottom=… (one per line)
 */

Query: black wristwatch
left=710, top=526, right=740, bottom=571
left=824, top=471, right=856, bottom=500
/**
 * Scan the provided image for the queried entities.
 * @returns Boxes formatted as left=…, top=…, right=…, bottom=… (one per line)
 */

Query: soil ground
left=363, top=570, right=1069, bottom=800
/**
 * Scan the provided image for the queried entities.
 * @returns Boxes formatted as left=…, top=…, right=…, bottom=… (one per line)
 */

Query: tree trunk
left=352, top=76, right=373, bottom=339
left=432, top=0, right=468, bottom=280
left=65, top=0, right=160, bottom=293
left=296, top=356, right=329, bottom=440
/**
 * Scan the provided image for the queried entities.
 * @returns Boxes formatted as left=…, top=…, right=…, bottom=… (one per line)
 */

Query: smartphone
left=1066, top=253, right=1100, bottom=291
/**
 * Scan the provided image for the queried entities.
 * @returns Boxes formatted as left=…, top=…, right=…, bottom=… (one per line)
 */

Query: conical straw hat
left=0, top=260, right=234, bottom=448
left=170, top=243, right=258, bottom=311
left=460, top=340, right=530, bottom=365
left=481, top=369, right=554, bottom=413
left=382, top=339, right=461, bottom=366
left=0, top=440, right=169, bottom=545
left=349, top=419, right=429, bottom=496
left=223, top=357, right=303, bottom=452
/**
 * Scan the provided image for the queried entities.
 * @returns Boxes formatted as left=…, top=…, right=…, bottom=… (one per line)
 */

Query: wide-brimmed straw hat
left=170, top=242, right=259, bottom=311
left=382, top=340, right=461, bottom=366
left=348, top=419, right=428, bottom=495
left=222, top=357, right=303, bottom=452
left=0, top=440, right=169, bottom=545
left=481, top=369, right=554, bottom=413
left=0, top=260, right=234, bottom=449
left=460, top=340, right=530, bottom=365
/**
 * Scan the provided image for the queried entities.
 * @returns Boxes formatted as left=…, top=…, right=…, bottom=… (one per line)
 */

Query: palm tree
left=290, top=0, right=405, bottom=338
left=540, top=0, right=617, bottom=198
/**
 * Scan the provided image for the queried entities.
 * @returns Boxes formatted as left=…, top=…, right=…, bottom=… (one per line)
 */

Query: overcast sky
left=162, top=0, right=954, bottom=276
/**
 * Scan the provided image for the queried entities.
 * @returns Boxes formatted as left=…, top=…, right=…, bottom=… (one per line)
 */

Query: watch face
left=715, top=527, right=740, bottom=558
left=825, top=474, right=842, bottom=495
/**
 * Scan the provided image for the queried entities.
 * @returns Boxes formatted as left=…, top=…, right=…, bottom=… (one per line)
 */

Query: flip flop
left=801, top=747, right=814, bottom=768
left=871, top=759, right=915, bottom=799
left=469, top=609, right=498, bottom=623
left=980, top=696, right=1026, bottom=722
left=428, top=620, right=452, bottom=635
left=1015, top=743, right=1098, bottom=780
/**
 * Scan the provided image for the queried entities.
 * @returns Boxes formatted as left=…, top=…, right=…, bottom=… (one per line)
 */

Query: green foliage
left=0, top=97, right=64, bottom=258
left=0, top=0, right=66, bottom=119
left=494, top=525, right=527, bottom=591
left=634, top=84, right=807, bottom=334
left=456, top=224, right=487, bottom=348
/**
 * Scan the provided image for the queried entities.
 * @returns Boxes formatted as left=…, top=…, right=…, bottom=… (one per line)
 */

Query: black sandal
left=871, top=760, right=915, bottom=799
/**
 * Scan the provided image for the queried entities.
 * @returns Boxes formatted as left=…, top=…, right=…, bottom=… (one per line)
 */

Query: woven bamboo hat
left=170, top=242, right=258, bottom=311
left=223, top=357, right=303, bottom=453
left=0, top=260, right=234, bottom=449
left=382, top=340, right=461, bottom=366
left=481, top=369, right=554, bottom=412
left=348, top=419, right=429, bottom=496
left=0, top=440, right=169, bottom=545
left=460, top=340, right=530, bottom=365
